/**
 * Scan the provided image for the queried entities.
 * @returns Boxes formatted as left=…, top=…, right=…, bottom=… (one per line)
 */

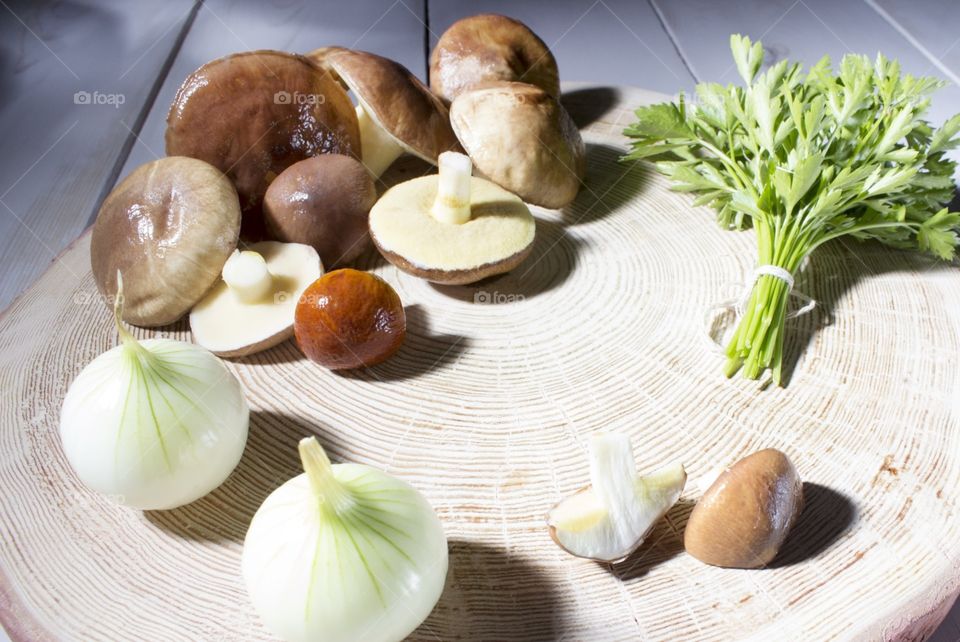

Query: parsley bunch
left=623, top=35, right=960, bottom=385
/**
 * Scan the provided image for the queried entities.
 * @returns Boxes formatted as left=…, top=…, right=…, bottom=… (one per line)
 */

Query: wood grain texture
left=0, top=0, right=196, bottom=311
left=0, top=85, right=959, bottom=641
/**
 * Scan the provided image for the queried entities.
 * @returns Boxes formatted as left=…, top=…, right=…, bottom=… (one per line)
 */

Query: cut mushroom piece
left=450, top=81, right=585, bottom=209
left=189, top=242, right=322, bottom=357
left=91, top=156, right=241, bottom=327
left=165, top=50, right=359, bottom=228
left=430, top=14, right=560, bottom=102
left=369, top=152, right=536, bottom=285
left=547, top=433, right=686, bottom=563
left=307, top=48, right=461, bottom=179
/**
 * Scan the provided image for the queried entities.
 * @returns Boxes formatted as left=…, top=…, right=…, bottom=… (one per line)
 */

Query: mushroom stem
left=431, top=152, right=473, bottom=225
left=357, top=104, right=404, bottom=178
left=222, top=250, right=273, bottom=303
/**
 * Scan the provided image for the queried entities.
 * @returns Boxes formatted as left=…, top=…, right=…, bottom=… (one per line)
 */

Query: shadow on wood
left=336, top=303, right=469, bottom=382
left=768, top=482, right=855, bottom=568
left=606, top=497, right=694, bottom=582
left=559, top=143, right=651, bottom=226
left=144, top=410, right=339, bottom=543
left=430, top=217, right=578, bottom=302
left=561, top=86, right=620, bottom=130
left=418, top=539, right=563, bottom=641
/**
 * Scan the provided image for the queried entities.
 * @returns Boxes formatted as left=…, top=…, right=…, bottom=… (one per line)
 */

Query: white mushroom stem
left=356, top=104, right=404, bottom=179
left=222, top=250, right=273, bottom=303
left=431, top=152, right=473, bottom=225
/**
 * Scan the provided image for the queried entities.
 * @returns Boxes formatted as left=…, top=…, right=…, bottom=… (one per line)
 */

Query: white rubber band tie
left=702, top=264, right=817, bottom=354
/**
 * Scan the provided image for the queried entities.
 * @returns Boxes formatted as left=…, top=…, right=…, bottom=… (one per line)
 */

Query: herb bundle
left=623, top=35, right=960, bottom=385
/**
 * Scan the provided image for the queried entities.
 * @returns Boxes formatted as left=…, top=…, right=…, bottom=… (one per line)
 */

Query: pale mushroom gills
left=190, top=242, right=322, bottom=357
left=369, top=151, right=536, bottom=285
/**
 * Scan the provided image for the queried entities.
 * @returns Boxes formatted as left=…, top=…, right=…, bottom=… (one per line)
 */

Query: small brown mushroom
left=449, top=81, right=585, bottom=209
left=306, top=48, right=461, bottom=178
left=369, top=152, right=536, bottom=285
left=165, top=50, right=359, bottom=229
left=430, top=14, right=560, bottom=102
left=684, top=449, right=804, bottom=569
left=90, top=157, right=241, bottom=327
left=263, top=154, right=376, bottom=268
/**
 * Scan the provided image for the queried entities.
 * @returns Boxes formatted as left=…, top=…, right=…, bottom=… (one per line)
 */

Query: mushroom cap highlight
left=449, top=81, right=585, bottom=209
left=90, top=156, right=241, bottom=327
left=430, top=14, right=560, bottom=102
left=165, top=50, right=359, bottom=222
left=369, top=174, right=536, bottom=285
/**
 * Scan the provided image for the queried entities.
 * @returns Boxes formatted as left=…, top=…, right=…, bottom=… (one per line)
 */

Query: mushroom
left=449, top=81, right=585, bottom=209
left=430, top=14, right=560, bottom=102
left=165, top=50, right=359, bottom=229
left=294, top=268, right=406, bottom=370
left=90, top=156, right=241, bottom=327
left=306, top=47, right=461, bottom=179
left=263, top=154, right=376, bottom=268
left=547, top=433, right=687, bottom=563
left=189, top=242, right=322, bottom=357
left=684, top=449, right=804, bottom=569
left=368, top=151, right=536, bottom=285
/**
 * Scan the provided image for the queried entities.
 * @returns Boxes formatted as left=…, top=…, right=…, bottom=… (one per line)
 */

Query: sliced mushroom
left=189, top=242, right=322, bottom=357
left=165, top=50, right=359, bottom=228
left=450, top=81, right=585, bottom=209
left=547, top=433, right=687, bottom=563
left=430, top=14, right=560, bottom=102
left=263, top=154, right=376, bottom=268
left=369, top=152, right=535, bottom=285
left=90, top=157, right=241, bottom=327
left=306, top=47, right=461, bottom=178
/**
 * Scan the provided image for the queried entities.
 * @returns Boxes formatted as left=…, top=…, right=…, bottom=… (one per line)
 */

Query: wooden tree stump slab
left=0, top=86, right=958, bottom=641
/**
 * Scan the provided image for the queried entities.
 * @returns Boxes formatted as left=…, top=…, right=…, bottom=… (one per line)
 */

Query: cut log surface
left=0, top=86, right=958, bottom=641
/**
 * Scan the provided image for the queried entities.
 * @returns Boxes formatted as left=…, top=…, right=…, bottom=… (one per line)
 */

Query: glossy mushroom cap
left=430, top=14, right=560, bottom=102
left=91, top=157, right=241, bottom=327
left=165, top=50, right=359, bottom=228
left=263, top=154, right=376, bottom=268
left=450, top=81, right=585, bottom=209
left=309, top=48, right=461, bottom=165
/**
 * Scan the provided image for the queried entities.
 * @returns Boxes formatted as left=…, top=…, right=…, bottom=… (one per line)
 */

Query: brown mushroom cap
left=91, top=157, right=241, bottom=327
left=263, top=154, right=376, bottom=268
left=450, top=81, right=585, bottom=209
left=684, top=449, right=804, bottom=569
left=430, top=14, right=560, bottom=102
left=309, top=47, right=461, bottom=164
left=165, top=50, right=359, bottom=227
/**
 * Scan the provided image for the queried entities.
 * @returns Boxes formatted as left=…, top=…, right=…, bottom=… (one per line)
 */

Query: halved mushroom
left=450, top=81, right=585, bottom=209
left=306, top=47, right=461, bottom=178
left=430, top=14, right=560, bottom=102
left=263, top=154, right=376, bottom=268
left=369, top=152, right=535, bottom=285
left=189, top=241, right=322, bottom=357
left=547, top=433, right=687, bottom=563
left=165, top=50, right=359, bottom=229
left=90, top=156, right=241, bottom=327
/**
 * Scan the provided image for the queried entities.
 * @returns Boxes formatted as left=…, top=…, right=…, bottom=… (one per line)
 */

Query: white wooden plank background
left=0, top=0, right=958, bottom=639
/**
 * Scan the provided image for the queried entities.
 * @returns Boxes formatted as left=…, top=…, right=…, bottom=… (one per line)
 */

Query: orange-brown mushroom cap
left=165, top=50, right=359, bottom=226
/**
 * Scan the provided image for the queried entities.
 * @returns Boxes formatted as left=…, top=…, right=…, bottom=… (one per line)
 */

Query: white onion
left=59, top=275, right=249, bottom=510
left=242, top=437, right=448, bottom=642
